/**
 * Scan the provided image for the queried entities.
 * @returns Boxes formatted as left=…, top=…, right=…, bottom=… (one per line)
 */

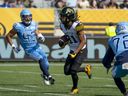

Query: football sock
left=39, top=58, right=49, bottom=77
left=114, top=78, right=126, bottom=94
left=71, top=70, right=78, bottom=89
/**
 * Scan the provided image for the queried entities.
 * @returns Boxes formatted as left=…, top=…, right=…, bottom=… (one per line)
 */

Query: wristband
left=11, top=44, right=16, bottom=48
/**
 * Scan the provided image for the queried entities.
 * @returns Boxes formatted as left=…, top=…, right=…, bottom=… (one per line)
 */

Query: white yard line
left=104, top=84, right=117, bottom=87
left=0, top=87, right=34, bottom=92
left=24, top=85, right=39, bottom=88
left=0, top=70, right=39, bottom=74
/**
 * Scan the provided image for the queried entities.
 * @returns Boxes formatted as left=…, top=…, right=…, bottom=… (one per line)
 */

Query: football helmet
left=20, top=9, right=32, bottom=25
left=59, top=7, right=77, bottom=24
left=116, top=22, right=128, bottom=35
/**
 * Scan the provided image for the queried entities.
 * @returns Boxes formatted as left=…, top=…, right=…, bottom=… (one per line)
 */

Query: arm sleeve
left=102, top=46, right=115, bottom=68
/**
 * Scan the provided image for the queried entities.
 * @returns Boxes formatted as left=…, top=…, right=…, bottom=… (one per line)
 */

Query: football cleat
left=85, top=64, right=92, bottom=79
left=70, top=88, right=79, bottom=94
left=41, top=74, right=55, bottom=85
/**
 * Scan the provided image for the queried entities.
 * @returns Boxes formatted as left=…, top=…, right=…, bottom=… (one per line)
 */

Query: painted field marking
left=0, top=87, right=34, bottom=92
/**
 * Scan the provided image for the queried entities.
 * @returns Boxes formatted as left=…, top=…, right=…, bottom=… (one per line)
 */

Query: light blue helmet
left=20, top=9, right=32, bottom=25
left=116, top=22, right=128, bottom=35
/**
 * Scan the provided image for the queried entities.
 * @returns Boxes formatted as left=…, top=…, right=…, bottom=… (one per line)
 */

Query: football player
left=59, top=7, right=92, bottom=94
left=5, top=9, right=55, bottom=85
left=102, top=22, right=128, bottom=96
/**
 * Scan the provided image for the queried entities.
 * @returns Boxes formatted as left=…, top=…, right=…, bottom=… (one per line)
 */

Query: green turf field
left=0, top=62, right=127, bottom=96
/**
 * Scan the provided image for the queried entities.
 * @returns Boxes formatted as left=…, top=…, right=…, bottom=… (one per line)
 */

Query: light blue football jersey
left=109, top=33, right=128, bottom=57
left=13, top=21, right=39, bottom=52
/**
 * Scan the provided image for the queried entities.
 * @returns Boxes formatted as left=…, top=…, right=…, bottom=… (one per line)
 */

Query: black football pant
left=64, top=48, right=87, bottom=89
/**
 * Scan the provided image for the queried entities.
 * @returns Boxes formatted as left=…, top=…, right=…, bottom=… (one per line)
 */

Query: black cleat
left=41, top=74, right=55, bottom=85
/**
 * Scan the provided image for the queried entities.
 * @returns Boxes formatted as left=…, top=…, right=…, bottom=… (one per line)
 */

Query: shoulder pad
left=75, top=23, right=84, bottom=32
left=13, top=22, right=21, bottom=31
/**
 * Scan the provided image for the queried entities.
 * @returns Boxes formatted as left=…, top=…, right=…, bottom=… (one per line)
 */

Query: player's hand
left=38, top=34, right=45, bottom=42
left=69, top=51, right=77, bottom=59
left=38, top=36, right=45, bottom=42
left=12, top=44, right=21, bottom=53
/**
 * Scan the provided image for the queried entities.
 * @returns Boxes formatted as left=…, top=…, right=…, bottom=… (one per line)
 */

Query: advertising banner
left=0, top=36, right=108, bottom=62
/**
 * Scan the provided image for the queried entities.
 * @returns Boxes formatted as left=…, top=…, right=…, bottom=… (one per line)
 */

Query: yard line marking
left=24, top=85, right=39, bottom=88
left=0, top=70, right=39, bottom=74
left=0, top=87, right=34, bottom=92
left=0, top=70, right=127, bottom=81
left=105, top=85, right=117, bottom=87
left=44, top=93, right=70, bottom=96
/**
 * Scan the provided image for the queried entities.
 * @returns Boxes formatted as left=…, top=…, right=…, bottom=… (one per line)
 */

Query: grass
left=0, top=62, right=127, bottom=96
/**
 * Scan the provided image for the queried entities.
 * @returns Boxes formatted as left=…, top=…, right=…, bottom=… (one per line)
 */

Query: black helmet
left=60, top=7, right=77, bottom=24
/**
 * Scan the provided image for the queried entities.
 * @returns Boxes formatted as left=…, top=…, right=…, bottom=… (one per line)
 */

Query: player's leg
left=70, top=69, right=79, bottom=94
left=69, top=52, right=84, bottom=94
left=64, top=55, right=74, bottom=75
left=112, top=64, right=128, bottom=95
left=114, top=78, right=126, bottom=95
left=38, top=47, right=55, bottom=85
left=26, top=48, right=54, bottom=85
left=64, top=55, right=79, bottom=94
left=75, top=48, right=92, bottom=79
left=27, top=49, right=50, bottom=76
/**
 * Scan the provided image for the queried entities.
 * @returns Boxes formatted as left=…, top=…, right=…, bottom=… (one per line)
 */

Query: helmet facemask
left=20, top=9, right=32, bottom=26
left=59, top=7, right=77, bottom=25
left=21, top=14, right=32, bottom=25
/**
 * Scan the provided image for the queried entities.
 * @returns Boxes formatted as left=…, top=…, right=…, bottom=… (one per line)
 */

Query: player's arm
left=69, top=23, right=85, bottom=58
left=74, top=23, right=86, bottom=54
left=5, top=29, right=20, bottom=53
left=6, top=29, right=17, bottom=46
left=35, top=29, right=45, bottom=42
left=102, top=46, right=115, bottom=69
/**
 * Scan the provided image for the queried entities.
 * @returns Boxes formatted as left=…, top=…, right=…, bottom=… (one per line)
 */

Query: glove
left=12, top=44, right=21, bottom=53
left=38, top=34, right=45, bottom=42
left=69, top=51, right=77, bottom=59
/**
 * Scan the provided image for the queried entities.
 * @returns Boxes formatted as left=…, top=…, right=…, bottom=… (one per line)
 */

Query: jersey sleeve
left=12, top=23, right=21, bottom=33
left=12, top=23, right=18, bottom=32
left=75, top=23, right=84, bottom=32
left=102, top=45, right=115, bottom=68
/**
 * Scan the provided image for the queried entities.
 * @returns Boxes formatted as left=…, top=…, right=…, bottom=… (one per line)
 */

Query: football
left=58, top=35, right=70, bottom=48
